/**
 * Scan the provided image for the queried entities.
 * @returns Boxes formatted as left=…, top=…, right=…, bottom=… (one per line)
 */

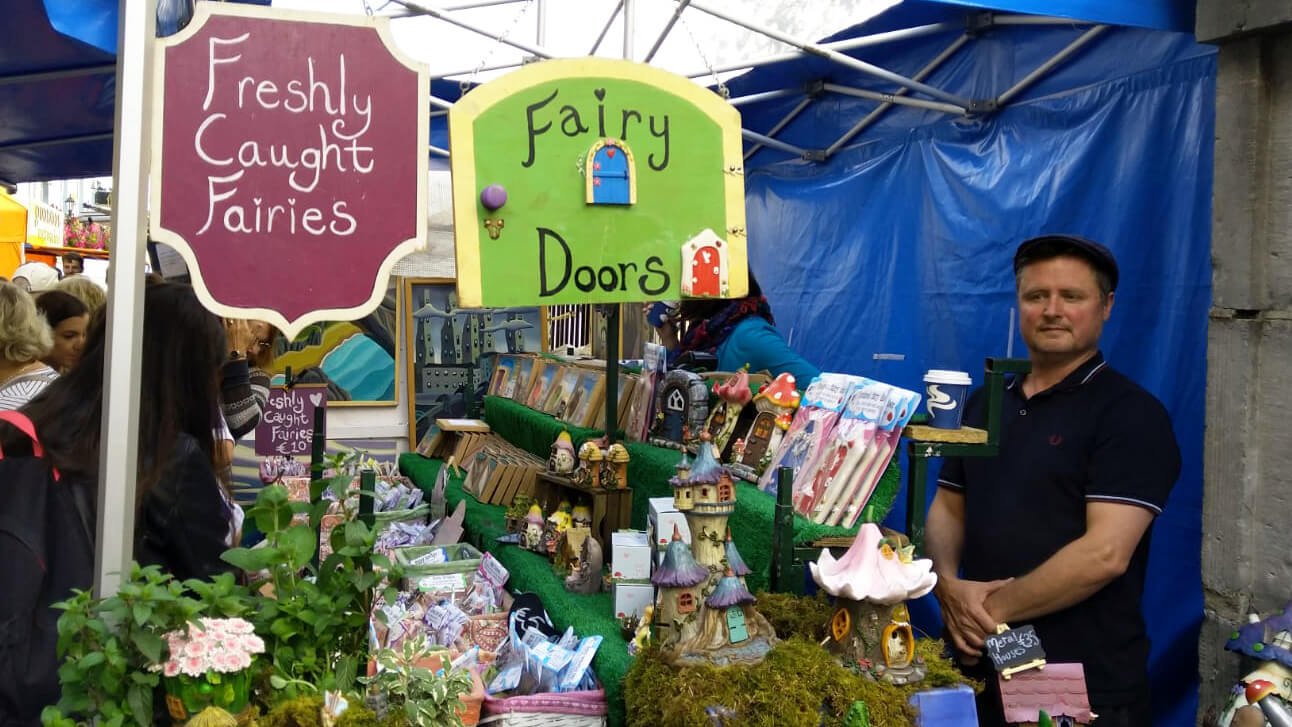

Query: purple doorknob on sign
left=480, top=184, right=507, bottom=211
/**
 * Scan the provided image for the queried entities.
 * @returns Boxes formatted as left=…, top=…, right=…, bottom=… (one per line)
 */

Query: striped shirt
left=0, top=364, right=59, bottom=411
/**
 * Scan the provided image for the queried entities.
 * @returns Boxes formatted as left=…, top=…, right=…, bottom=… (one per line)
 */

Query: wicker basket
left=478, top=689, right=608, bottom=727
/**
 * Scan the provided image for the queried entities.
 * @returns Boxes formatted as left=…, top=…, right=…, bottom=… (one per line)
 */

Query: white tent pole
left=430, top=95, right=456, bottom=110
left=993, top=14, right=1098, bottom=25
left=742, top=129, right=809, bottom=158
left=824, top=82, right=967, bottom=115
left=623, top=0, right=634, bottom=60
left=679, top=3, right=969, bottom=108
left=996, top=24, right=1107, bottom=106
left=728, top=88, right=803, bottom=107
left=388, top=0, right=531, bottom=16
left=741, top=95, right=814, bottom=160
left=535, top=0, right=547, bottom=46
left=685, top=21, right=960, bottom=79
left=826, top=33, right=971, bottom=156
left=96, top=0, right=153, bottom=598
left=390, top=0, right=557, bottom=59
left=589, top=0, right=624, bottom=55
left=434, top=60, right=524, bottom=79
left=430, top=144, right=451, bottom=157
left=643, top=0, right=691, bottom=63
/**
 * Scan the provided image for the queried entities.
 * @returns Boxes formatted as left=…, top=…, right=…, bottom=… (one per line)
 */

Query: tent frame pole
left=728, top=88, right=803, bottom=107
left=825, top=34, right=972, bottom=157
left=643, top=0, right=691, bottom=63
left=742, top=95, right=815, bottom=160
left=390, top=0, right=557, bottom=60
left=742, top=129, right=810, bottom=158
left=589, top=0, right=625, bottom=55
left=824, top=81, right=968, bottom=115
left=996, top=24, right=1108, bottom=106
left=679, top=0, right=971, bottom=109
left=684, top=21, right=962, bottom=79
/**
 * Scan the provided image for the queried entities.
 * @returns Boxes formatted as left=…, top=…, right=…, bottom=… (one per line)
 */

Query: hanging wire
left=679, top=10, right=728, bottom=98
left=460, top=0, right=537, bottom=95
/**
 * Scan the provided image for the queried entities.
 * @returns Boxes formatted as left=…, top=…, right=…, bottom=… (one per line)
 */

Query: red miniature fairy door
left=690, top=246, right=722, bottom=297
left=586, top=141, right=633, bottom=205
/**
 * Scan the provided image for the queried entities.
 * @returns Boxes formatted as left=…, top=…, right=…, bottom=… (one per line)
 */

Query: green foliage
left=361, top=636, right=474, bottom=727
left=40, top=565, right=248, bottom=725
left=225, top=483, right=399, bottom=702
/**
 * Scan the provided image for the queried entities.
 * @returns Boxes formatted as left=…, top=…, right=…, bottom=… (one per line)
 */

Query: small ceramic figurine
left=707, top=369, right=752, bottom=455
left=563, top=530, right=603, bottom=595
left=544, top=502, right=573, bottom=557
left=571, top=504, right=592, bottom=530
left=577, top=441, right=605, bottom=488
left=1216, top=603, right=1292, bottom=727
left=548, top=430, right=577, bottom=475
left=606, top=443, right=630, bottom=489
left=523, top=504, right=545, bottom=552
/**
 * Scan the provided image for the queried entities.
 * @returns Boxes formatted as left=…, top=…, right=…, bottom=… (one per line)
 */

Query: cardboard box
left=647, top=497, right=691, bottom=550
left=610, top=530, right=651, bottom=581
left=613, top=580, right=654, bottom=620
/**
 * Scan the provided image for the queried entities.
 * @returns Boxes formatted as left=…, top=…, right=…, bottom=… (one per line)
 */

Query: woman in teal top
left=653, top=274, right=821, bottom=385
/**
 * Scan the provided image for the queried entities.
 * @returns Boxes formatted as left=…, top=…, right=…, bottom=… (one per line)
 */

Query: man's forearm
left=984, top=535, right=1121, bottom=624
left=925, top=494, right=964, bottom=582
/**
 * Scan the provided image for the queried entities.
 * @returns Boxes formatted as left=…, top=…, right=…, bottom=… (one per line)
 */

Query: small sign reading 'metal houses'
left=255, top=384, right=327, bottom=457
left=984, top=623, right=1047, bottom=678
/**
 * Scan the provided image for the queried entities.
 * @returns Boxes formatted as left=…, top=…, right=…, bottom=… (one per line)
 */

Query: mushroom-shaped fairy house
left=1216, top=603, right=1292, bottom=726
left=810, top=524, right=937, bottom=684
left=605, top=442, right=630, bottom=489
left=576, top=440, right=605, bottom=488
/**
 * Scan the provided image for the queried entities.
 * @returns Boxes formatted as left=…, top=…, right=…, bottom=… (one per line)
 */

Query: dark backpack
left=0, top=411, right=95, bottom=725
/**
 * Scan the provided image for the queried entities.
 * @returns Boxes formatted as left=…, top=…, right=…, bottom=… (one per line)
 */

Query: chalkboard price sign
left=254, top=384, right=328, bottom=457
left=984, top=624, right=1047, bottom=678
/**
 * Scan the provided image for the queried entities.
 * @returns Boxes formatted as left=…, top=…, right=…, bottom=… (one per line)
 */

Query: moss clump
left=258, top=696, right=389, bottom=727
left=625, top=635, right=976, bottom=727
left=754, top=590, right=834, bottom=641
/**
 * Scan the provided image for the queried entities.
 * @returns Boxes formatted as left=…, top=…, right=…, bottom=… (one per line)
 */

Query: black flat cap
left=1013, top=234, right=1119, bottom=292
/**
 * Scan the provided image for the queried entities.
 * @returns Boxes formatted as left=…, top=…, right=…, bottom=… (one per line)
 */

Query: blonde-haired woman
left=0, top=282, right=59, bottom=409
left=55, top=274, right=107, bottom=314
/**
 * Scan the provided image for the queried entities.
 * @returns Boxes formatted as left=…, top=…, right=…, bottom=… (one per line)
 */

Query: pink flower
left=181, top=655, right=205, bottom=678
left=163, top=660, right=181, bottom=678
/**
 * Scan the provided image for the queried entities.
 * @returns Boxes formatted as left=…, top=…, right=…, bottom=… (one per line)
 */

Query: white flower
left=181, top=655, right=206, bottom=678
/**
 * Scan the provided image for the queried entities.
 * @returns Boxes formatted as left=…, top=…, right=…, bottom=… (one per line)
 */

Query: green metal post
left=359, top=468, right=376, bottom=530
left=770, top=466, right=797, bottom=593
left=604, top=305, right=620, bottom=443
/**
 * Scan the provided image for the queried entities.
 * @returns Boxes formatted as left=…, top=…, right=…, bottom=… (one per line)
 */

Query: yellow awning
left=0, top=191, right=26, bottom=244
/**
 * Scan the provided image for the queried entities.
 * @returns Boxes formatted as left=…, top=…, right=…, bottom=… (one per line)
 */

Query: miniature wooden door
left=687, top=244, right=722, bottom=297
left=739, top=412, right=775, bottom=466
left=658, top=384, right=687, bottom=442
left=586, top=141, right=633, bottom=205
left=726, top=607, right=748, bottom=643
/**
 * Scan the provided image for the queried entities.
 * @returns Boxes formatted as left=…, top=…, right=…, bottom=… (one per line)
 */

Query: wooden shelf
left=903, top=423, right=988, bottom=444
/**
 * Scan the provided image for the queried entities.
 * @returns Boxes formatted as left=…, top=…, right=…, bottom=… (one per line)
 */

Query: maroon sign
left=255, top=384, right=327, bottom=457
left=151, top=5, right=427, bottom=336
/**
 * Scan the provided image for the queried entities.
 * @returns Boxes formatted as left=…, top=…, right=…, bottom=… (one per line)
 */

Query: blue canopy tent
left=724, top=2, right=1211, bottom=724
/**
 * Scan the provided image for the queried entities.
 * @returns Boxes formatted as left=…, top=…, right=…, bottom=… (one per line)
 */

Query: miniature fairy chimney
left=677, top=432, right=737, bottom=574
left=651, top=524, right=709, bottom=633
left=670, top=451, right=694, bottom=510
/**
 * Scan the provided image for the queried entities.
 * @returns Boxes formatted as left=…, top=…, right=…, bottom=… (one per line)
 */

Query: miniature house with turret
left=657, top=432, right=777, bottom=667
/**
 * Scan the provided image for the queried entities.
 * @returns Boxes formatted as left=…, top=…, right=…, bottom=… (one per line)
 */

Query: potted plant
left=361, top=636, right=477, bottom=727
left=157, top=617, right=265, bottom=722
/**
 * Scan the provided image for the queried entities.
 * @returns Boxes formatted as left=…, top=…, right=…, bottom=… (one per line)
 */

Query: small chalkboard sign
left=254, top=384, right=328, bottom=457
left=984, top=624, right=1046, bottom=679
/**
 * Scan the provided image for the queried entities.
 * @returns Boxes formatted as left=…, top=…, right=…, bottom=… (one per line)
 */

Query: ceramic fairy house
left=658, top=432, right=777, bottom=667
left=605, top=443, right=630, bottom=489
left=723, top=528, right=751, bottom=586
left=706, top=369, right=752, bottom=456
left=997, top=664, right=1095, bottom=726
left=548, top=430, right=576, bottom=475
left=563, top=528, right=602, bottom=594
left=729, top=373, right=800, bottom=480
left=811, top=524, right=937, bottom=684
left=543, top=502, right=572, bottom=557
left=650, top=369, right=709, bottom=450
left=523, top=504, right=545, bottom=552
left=651, top=525, right=709, bottom=635
left=576, top=441, right=604, bottom=488
left=571, top=504, right=592, bottom=530
left=1216, top=603, right=1292, bottom=727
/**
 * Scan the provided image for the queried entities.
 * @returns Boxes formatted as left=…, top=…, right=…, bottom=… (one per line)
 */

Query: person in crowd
left=61, top=252, right=83, bottom=276
left=55, top=274, right=106, bottom=314
left=34, top=291, right=89, bottom=373
left=925, top=235, right=1181, bottom=726
left=11, top=282, right=235, bottom=580
left=0, top=282, right=59, bottom=410
left=11, top=261, right=60, bottom=294
left=648, top=271, right=820, bottom=384
left=220, top=319, right=275, bottom=440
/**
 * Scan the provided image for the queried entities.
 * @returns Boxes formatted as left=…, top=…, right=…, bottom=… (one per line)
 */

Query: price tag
left=411, top=548, right=449, bottom=566
left=417, top=572, right=468, bottom=593
left=984, top=623, right=1047, bottom=679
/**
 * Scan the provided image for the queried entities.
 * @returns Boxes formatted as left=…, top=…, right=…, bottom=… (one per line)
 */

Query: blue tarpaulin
left=735, top=6, right=1212, bottom=724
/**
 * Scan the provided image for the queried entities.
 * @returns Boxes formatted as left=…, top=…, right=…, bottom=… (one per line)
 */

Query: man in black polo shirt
left=926, top=235, right=1180, bottom=727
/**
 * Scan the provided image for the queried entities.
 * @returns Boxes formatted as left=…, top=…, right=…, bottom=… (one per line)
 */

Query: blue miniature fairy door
left=726, top=607, right=748, bottom=643
left=590, top=143, right=631, bottom=205
left=659, top=385, right=686, bottom=441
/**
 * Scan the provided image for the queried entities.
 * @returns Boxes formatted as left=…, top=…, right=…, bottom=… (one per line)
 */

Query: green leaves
left=280, top=524, right=317, bottom=568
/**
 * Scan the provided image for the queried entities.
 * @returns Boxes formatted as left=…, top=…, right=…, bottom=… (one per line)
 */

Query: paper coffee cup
left=924, top=370, right=972, bottom=429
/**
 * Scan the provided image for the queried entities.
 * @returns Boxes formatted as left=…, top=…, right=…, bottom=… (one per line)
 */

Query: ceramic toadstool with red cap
left=1246, top=679, right=1292, bottom=727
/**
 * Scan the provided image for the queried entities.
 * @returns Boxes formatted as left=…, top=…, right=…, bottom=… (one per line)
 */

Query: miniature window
left=677, top=592, right=696, bottom=614
left=718, top=483, right=733, bottom=501
left=701, top=487, right=709, bottom=499
left=585, top=140, right=635, bottom=205
left=666, top=388, right=686, bottom=412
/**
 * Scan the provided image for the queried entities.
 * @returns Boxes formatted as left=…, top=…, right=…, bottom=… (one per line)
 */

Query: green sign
left=450, top=58, right=747, bottom=307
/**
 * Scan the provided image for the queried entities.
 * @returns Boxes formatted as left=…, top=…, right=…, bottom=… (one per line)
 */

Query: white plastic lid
left=923, top=369, right=972, bottom=385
